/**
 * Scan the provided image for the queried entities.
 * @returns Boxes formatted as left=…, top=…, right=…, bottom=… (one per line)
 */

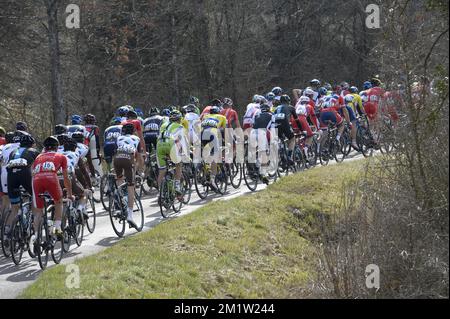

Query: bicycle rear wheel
left=100, top=174, right=110, bottom=211
left=10, top=217, right=24, bottom=265
left=85, top=192, right=96, bottom=233
left=159, top=179, right=175, bottom=218
left=132, top=192, right=145, bottom=232
left=108, top=192, right=126, bottom=238
left=37, top=219, right=50, bottom=270
left=1, top=210, right=12, bottom=258
left=229, top=163, right=242, bottom=189
left=194, top=164, right=209, bottom=199
left=243, top=161, right=259, bottom=192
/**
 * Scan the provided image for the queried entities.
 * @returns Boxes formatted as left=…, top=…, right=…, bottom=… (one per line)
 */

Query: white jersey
left=244, top=103, right=261, bottom=127
left=67, top=125, right=89, bottom=139
left=116, top=135, right=140, bottom=155
left=58, top=149, right=80, bottom=174
left=0, top=143, right=20, bottom=166
left=76, top=143, right=89, bottom=159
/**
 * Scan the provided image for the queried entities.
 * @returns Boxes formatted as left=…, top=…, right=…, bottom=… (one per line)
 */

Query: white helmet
left=296, top=104, right=307, bottom=116
left=304, top=88, right=315, bottom=97
left=299, top=96, right=310, bottom=104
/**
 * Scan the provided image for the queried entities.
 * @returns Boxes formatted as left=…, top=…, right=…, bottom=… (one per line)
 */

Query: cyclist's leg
left=156, top=141, right=169, bottom=187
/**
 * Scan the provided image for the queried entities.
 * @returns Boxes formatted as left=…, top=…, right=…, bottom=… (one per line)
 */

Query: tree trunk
left=45, top=0, right=65, bottom=125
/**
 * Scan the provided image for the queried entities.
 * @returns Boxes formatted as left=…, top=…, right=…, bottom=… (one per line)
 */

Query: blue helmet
left=319, top=87, right=328, bottom=96
left=349, top=86, right=359, bottom=94
left=266, top=92, right=276, bottom=101
left=363, top=81, right=372, bottom=90
left=134, top=107, right=144, bottom=118
left=116, top=106, right=131, bottom=117
left=110, top=117, right=122, bottom=125
left=161, top=108, right=171, bottom=117
left=71, top=115, right=83, bottom=125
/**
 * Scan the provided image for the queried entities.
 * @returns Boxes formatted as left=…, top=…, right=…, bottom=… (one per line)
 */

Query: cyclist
left=116, top=106, right=132, bottom=122
left=343, top=94, right=360, bottom=150
left=251, top=104, right=275, bottom=185
left=309, top=79, right=322, bottom=102
left=271, top=87, right=283, bottom=103
left=3, top=134, right=39, bottom=241
left=31, top=136, right=73, bottom=241
left=122, top=110, right=146, bottom=174
left=349, top=86, right=366, bottom=117
left=293, top=96, right=319, bottom=159
left=57, top=136, right=89, bottom=218
left=243, top=95, right=263, bottom=131
left=201, top=99, right=222, bottom=120
left=266, top=92, right=276, bottom=109
left=186, top=96, right=201, bottom=115
left=364, top=78, right=385, bottom=122
left=221, top=98, right=241, bottom=129
left=319, top=94, right=346, bottom=142
left=201, top=106, right=227, bottom=190
left=273, top=95, right=302, bottom=164
left=114, top=123, right=141, bottom=229
left=71, top=132, right=93, bottom=198
left=161, top=108, right=171, bottom=123
left=156, top=110, right=189, bottom=193
left=0, top=132, right=21, bottom=215
left=67, top=115, right=88, bottom=140
left=340, top=81, right=351, bottom=97
left=104, top=117, right=123, bottom=168
left=143, top=108, right=164, bottom=155
left=84, top=113, right=103, bottom=179
left=183, top=104, right=201, bottom=145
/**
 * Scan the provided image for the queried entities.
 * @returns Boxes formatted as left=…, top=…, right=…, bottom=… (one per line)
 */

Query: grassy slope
left=21, top=159, right=367, bottom=299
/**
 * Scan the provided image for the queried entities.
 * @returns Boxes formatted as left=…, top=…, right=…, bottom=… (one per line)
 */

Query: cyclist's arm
left=62, top=168, right=73, bottom=199
left=78, top=158, right=92, bottom=189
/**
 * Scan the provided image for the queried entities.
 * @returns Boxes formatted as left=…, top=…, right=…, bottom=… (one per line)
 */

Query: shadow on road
left=96, top=236, right=121, bottom=247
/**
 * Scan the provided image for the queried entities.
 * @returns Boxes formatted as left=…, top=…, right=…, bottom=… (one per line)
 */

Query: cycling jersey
left=274, top=104, right=299, bottom=140
left=184, top=112, right=201, bottom=144
left=157, top=122, right=186, bottom=169
left=67, top=125, right=89, bottom=141
left=351, top=93, right=365, bottom=116
left=201, top=114, right=227, bottom=130
left=122, top=119, right=142, bottom=136
left=6, top=147, right=39, bottom=204
left=0, top=142, right=20, bottom=194
left=243, top=103, right=260, bottom=130
left=58, top=149, right=80, bottom=175
left=143, top=116, right=163, bottom=138
left=32, top=151, right=68, bottom=209
left=365, top=87, right=385, bottom=120
left=221, top=108, right=239, bottom=128
left=103, top=125, right=122, bottom=162
left=116, top=135, right=140, bottom=158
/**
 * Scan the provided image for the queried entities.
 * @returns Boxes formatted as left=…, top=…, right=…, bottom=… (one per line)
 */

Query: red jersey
left=366, top=87, right=385, bottom=105
left=121, top=119, right=142, bottom=135
left=0, top=137, right=5, bottom=146
left=32, top=151, right=68, bottom=179
left=200, top=106, right=212, bottom=120
left=221, top=108, right=239, bottom=128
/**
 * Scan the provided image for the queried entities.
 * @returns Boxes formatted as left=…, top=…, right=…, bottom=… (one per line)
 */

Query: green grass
left=20, top=159, right=368, bottom=299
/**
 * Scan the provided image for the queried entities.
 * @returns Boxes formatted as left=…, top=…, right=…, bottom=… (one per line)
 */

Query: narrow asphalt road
left=0, top=151, right=366, bottom=299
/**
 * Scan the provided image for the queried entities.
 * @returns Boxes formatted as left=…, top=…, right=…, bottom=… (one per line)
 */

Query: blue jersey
left=104, top=125, right=122, bottom=146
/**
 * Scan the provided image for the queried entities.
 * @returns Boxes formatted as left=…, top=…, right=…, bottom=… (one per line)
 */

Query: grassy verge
left=21, top=159, right=369, bottom=299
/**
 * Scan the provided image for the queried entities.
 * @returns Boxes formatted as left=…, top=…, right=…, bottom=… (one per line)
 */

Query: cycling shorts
left=32, top=175, right=63, bottom=209
left=7, top=167, right=32, bottom=204
left=320, top=110, right=343, bottom=129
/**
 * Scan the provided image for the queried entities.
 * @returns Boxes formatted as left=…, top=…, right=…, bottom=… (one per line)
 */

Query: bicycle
left=319, top=122, right=345, bottom=165
left=356, top=116, right=375, bottom=158
left=10, top=190, right=35, bottom=265
left=107, top=173, right=144, bottom=238
left=34, top=194, right=65, bottom=270
left=61, top=196, right=85, bottom=253
left=159, top=161, right=192, bottom=218
left=1, top=208, right=13, bottom=258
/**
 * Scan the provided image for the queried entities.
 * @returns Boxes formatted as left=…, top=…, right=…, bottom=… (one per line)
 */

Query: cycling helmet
left=223, top=98, right=233, bottom=106
left=363, top=81, right=373, bottom=90
left=72, top=132, right=85, bottom=144
left=304, top=88, right=315, bottom=97
left=56, top=134, right=70, bottom=146
left=43, top=136, right=59, bottom=150
left=134, top=107, right=144, bottom=118
left=349, top=86, right=359, bottom=94
left=340, top=82, right=350, bottom=90
left=260, top=104, right=271, bottom=113
left=371, top=78, right=382, bottom=87
left=117, top=106, right=131, bottom=117
left=161, top=108, right=171, bottom=117
left=110, top=117, right=122, bottom=125
left=149, top=107, right=160, bottom=116
left=71, top=115, right=83, bottom=125
left=169, top=110, right=183, bottom=122
left=64, top=138, right=78, bottom=152
left=319, top=87, right=328, bottom=96
left=211, top=99, right=222, bottom=107
left=0, top=126, right=5, bottom=136
left=122, top=123, right=135, bottom=135
left=127, top=110, right=138, bottom=119
left=344, top=94, right=355, bottom=104
left=280, top=95, right=291, bottom=104
left=324, top=83, right=332, bottom=91
left=271, top=87, right=283, bottom=96
left=333, top=85, right=342, bottom=93
left=16, top=121, right=28, bottom=132
left=5, top=132, right=15, bottom=144
left=84, top=113, right=96, bottom=125
left=189, top=96, right=200, bottom=105
left=54, top=124, right=68, bottom=135
left=299, top=96, right=310, bottom=104
left=20, top=134, right=35, bottom=148
left=210, top=106, right=221, bottom=114
left=310, top=79, right=321, bottom=86
left=184, top=104, right=196, bottom=113
left=266, top=92, right=276, bottom=101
